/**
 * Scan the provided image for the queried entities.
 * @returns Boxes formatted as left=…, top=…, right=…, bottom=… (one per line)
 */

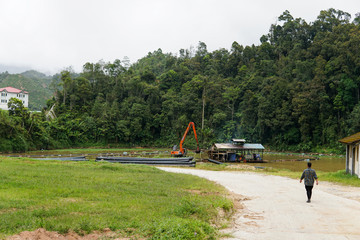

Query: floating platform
left=207, top=139, right=265, bottom=163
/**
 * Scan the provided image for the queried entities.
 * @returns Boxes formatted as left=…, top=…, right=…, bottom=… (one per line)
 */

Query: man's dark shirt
left=301, top=168, right=318, bottom=186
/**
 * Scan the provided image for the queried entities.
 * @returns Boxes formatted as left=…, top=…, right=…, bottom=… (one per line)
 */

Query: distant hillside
left=0, top=70, right=54, bottom=110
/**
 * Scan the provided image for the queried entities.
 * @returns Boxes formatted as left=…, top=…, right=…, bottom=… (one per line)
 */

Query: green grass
left=197, top=163, right=360, bottom=187
left=0, top=157, right=233, bottom=239
left=262, top=168, right=360, bottom=187
left=318, top=170, right=360, bottom=187
left=255, top=167, right=360, bottom=187
left=195, top=163, right=230, bottom=171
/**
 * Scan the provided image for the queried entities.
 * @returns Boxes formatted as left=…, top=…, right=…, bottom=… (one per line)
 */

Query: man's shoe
left=306, top=199, right=311, bottom=203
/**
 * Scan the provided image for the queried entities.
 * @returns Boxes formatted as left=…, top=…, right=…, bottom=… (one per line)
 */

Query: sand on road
left=158, top=167, right=360, bottom=240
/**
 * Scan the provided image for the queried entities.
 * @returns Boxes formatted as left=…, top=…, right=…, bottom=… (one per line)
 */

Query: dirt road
left=158, top=168, right=360, bottom=240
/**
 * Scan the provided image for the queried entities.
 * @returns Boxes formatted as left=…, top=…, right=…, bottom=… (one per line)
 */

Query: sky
left=0, top=0, right=359, bottom=75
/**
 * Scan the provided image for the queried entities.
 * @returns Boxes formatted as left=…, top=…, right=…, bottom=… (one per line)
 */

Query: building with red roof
left=0, top=86, right=29, bottom=110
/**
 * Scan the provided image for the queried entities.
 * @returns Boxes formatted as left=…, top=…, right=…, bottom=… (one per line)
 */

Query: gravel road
left=158, top=167, right=360, bottom=240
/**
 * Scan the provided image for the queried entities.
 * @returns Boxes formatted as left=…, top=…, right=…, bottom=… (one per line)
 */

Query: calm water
left=250, top=153, right=346, bottom=172
left=2, top=149, right=346, bottom=173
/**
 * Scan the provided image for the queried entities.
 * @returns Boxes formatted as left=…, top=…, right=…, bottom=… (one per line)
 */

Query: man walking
left=300, top=162, right=318, bottom=203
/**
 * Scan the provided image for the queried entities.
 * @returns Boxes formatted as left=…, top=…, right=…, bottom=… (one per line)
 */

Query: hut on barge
left=208, top=139, right=265, bottom=162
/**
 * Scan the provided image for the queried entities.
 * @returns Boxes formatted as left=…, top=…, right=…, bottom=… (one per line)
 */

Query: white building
left=339, top=132, right=360, bottom=178
left=0, top=86, right=29, bottom=110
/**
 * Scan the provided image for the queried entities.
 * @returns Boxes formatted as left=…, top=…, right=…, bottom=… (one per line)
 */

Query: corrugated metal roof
left=0, top=86, right=28, bottom=94
left=339, top=132, right=360, bottom=144
left=214, top=143, right=265, bottom=150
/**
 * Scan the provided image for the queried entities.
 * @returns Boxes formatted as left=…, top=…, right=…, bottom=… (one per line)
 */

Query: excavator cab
left=171, top=145, right=188, bottom=157
left=171, top=122, right=200, bottom=157
left=172, top=145, right=183, bottom=157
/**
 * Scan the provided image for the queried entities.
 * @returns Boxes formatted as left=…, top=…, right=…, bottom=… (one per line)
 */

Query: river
left=1, top=149, right=346, bottom=173
left=250, top=152, right=345, bottom=172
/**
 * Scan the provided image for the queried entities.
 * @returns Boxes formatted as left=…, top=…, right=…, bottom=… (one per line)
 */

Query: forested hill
left=0, top=8, right=359, bottom=152
left=0, top=70, right=53, bottom=110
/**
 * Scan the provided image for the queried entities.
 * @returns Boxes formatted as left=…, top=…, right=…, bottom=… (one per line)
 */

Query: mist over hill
left=0, top=64, right=33, bottom=74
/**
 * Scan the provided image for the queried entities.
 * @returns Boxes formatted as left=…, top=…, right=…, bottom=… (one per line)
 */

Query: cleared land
left=0, top=157, right=232, bottom=239
left=159, top=167, right=360, bottom=240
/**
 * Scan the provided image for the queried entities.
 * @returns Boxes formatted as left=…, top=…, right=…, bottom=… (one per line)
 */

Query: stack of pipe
left=95, top=156, right=195, bottom=167
left=31, top=156, right=88, bottom=161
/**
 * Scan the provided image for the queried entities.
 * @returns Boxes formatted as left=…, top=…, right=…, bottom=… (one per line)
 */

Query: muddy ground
left=6, top=228, right=135, bottom=240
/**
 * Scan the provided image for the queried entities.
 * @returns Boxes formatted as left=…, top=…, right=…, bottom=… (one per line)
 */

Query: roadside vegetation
left=0, top=157, right=234, bottom=239
left=263, top=168, right=360, bottom=187
left=197, top=163, right=360, bottom=187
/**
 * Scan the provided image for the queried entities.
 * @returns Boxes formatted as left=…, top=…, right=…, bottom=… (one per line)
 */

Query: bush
left=0, top=139, right=13, bottom=152
left=11, top=135, right=29, bottom=152
left=150, top=217, right=215, bottom=240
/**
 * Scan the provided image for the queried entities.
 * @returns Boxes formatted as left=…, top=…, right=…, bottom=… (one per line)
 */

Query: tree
left=59, top=70, right=74, bottom=106
left=314, top=8, right=351, bottom=33
left=3, top=8, right=357, bottom=152
left=8, top=98, right=30, bottom=128
left=354, top=13, right=360, bottom=25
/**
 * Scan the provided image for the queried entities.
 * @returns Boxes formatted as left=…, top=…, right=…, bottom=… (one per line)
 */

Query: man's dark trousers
left=305, top=185, right=313, bottom=200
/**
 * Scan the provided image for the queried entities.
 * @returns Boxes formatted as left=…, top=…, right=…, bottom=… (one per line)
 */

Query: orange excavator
left=171, top=122, right=200, bottom=157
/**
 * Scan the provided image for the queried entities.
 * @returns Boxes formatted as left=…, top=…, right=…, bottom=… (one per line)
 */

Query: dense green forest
left=0, top=9, right=359, bottom=153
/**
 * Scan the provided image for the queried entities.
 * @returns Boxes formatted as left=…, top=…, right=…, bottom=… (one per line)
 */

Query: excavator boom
left=171, top=122, right=200, bottom=157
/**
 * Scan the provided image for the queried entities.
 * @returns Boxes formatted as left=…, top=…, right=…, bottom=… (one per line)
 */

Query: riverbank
left=2, top=148, right=356, bottom=186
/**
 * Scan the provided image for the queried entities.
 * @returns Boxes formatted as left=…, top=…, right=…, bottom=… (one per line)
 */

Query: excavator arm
left=171, top=122, right=200, bottom=157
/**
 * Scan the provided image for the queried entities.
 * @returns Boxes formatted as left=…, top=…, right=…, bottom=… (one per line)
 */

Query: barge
left=208, top=139, right=265, bottom=163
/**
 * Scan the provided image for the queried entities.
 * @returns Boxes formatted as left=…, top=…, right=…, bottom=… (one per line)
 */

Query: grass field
left=0, top=157, right=233, bottom=239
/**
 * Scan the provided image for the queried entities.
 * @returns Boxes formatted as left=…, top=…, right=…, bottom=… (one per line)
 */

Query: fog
left=0, top=0, right=358, bottom=74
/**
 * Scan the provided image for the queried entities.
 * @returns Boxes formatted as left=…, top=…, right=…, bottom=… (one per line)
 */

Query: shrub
left=150, top=217, right=215, bottom=240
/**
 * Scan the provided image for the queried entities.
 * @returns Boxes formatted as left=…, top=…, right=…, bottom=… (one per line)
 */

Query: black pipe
left=96, top=156, right=193, bottom=162
left=207, top=159, right=223, bottom=165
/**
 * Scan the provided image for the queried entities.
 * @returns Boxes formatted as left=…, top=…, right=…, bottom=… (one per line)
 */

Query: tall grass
left=319, top=170, right=360, bottom=187
left=0, top=157, right=233, bottom=239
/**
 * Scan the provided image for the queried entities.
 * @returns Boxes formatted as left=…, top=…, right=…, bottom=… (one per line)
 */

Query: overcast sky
left=0, top=0, right=358, bottom=74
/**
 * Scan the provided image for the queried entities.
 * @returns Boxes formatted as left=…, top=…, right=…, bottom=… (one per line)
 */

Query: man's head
left=307, top=162, right=312, bottom=168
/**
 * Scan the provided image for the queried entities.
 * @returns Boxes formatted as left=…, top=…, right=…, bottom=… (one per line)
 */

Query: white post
left=346, top=145, right=349, bottom=174
left=352, top=146, right=356, bottom=175
left=358, top=145, right=360, bottom=178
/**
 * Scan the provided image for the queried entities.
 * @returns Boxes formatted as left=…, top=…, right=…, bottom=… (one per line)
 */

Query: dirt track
left=158, top=167, right=360, bottom=240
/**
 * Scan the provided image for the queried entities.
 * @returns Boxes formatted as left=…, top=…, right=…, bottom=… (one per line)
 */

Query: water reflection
left=1, top=149, right=346, bottom=173
left=250, top=153, right=345, bottom=172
